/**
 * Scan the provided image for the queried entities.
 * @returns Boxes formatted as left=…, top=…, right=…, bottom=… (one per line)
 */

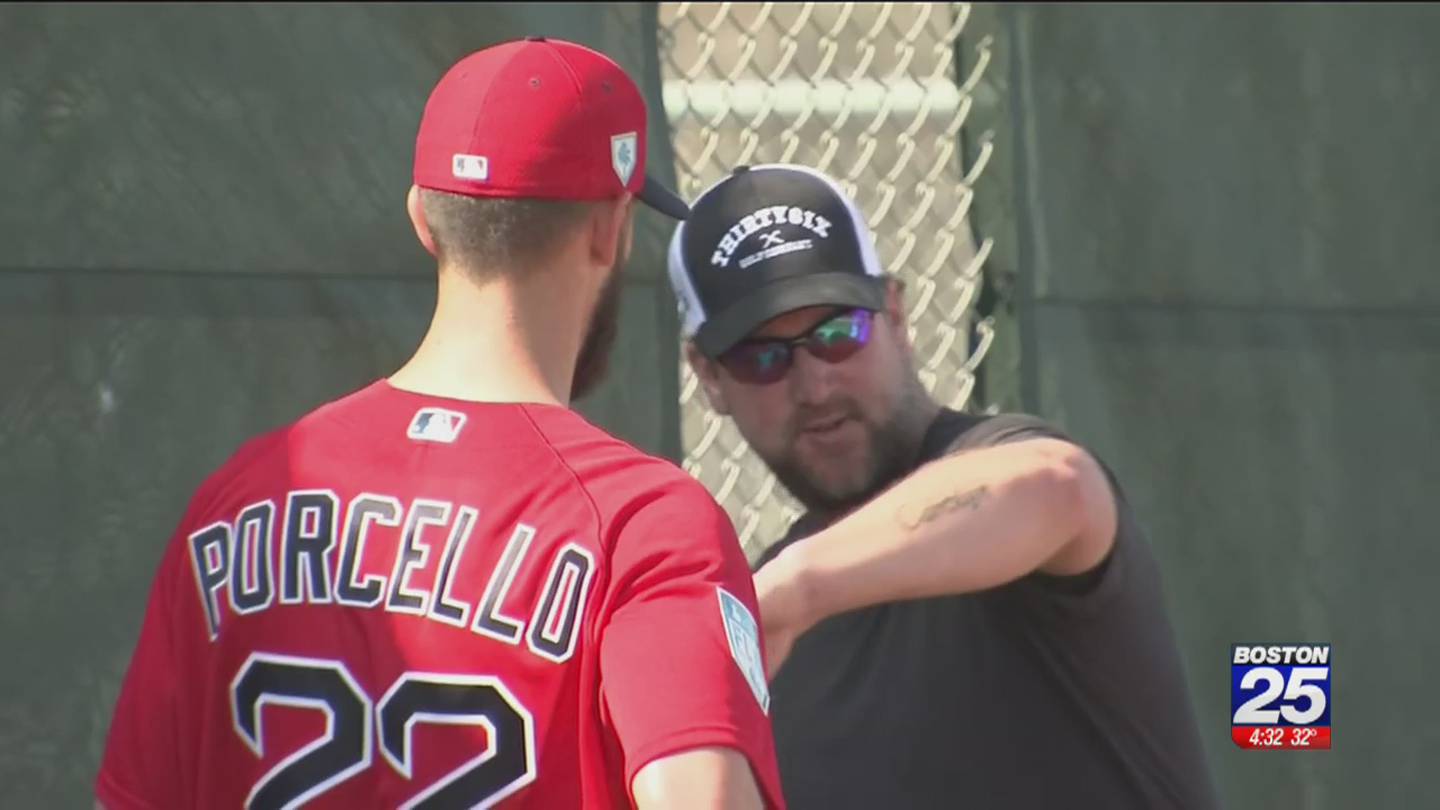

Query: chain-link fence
left=658, top=2, right=995, bottom=558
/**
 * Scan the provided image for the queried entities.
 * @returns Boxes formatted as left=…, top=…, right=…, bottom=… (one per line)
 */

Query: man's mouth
left=799, top=414, right=851, bottom=436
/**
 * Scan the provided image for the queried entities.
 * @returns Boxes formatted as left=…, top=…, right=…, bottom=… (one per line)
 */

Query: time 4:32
left=1249, top=727, right=1320, bottom=748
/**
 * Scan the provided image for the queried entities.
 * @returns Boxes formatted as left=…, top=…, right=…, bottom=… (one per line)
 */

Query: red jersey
left=96, top=381, right=784, bottom=809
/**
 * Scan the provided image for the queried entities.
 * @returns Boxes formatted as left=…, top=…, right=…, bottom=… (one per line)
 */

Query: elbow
left=1024, top=440, right=1109, bottom=540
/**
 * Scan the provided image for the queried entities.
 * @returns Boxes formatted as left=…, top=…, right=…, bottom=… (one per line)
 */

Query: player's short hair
left=419, top=188, right=594, bottom=278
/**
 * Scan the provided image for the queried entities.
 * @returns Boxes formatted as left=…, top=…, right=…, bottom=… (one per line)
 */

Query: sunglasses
left=718, top=308, right=875, bottom=385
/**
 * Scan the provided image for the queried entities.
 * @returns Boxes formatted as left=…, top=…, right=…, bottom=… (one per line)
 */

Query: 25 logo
left=1232, top=666, right=1328, bottom=725
left=1230, top=643, right=1332, bottom=750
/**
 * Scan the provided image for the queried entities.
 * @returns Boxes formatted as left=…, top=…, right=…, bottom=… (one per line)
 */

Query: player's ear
left=686, top=341, right=731, bottom=416
left=407, top=185, right=438, bottom=258
left=588, top=193, right=635, bottom=271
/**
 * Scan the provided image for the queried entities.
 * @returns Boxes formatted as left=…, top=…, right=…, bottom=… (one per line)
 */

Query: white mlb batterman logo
left=717, top=587, right=770, bottom=715
left=407, top=408, right=466, bottom=443
left=611, top=132, right=638, bottom=186
left=452, top=153, right=489, bottom=181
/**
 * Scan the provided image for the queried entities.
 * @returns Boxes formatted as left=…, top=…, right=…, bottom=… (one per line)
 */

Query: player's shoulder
left=526, top=410, right=724, bottom=530
left=526, top=408, right=699, bottom=491
left=587, top=449, right=734, bottom=555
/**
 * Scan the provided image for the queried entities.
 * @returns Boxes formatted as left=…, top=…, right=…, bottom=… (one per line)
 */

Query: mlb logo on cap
left=451, top=154, right=489, bottom=182
left=413, top=37, right=689, bottom=220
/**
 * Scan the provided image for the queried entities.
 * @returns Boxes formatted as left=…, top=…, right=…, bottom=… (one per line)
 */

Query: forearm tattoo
left=897, top=485, right=989, bottom=531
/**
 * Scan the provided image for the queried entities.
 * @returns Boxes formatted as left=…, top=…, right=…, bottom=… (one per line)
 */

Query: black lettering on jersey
left=230, top=500, right=277, bottom=615
left=385, top=499, right=450, bottom=616
left=188, top=521, right=233, bottom=641
left=428, top=506, right=479, bottom=629
left=280, top=490, right=338, bottom=605
left=526, top=543, right=596, bottom=664
left=471, top=524, right=535, bottom=645
left=335, top=494, right=401, bottom=607
left=376, top=674, right=535, bottom=803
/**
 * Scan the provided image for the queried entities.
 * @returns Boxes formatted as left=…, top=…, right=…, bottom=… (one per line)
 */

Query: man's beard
left=570, top=264, right=623, bottom=401
left=760, top=395, right=924, bottom=516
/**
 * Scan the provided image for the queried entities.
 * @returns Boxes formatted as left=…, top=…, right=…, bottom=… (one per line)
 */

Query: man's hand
left=753, top=547, right=816, bottom=680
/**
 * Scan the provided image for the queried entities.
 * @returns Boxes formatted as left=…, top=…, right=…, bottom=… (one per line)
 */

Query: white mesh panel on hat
left=666, top=221, right=708, bottom=338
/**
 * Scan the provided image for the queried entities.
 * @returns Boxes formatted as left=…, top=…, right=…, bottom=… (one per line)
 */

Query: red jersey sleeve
left=597, top=478, right=785, bottom=809
left=95, top=537, right=186, bottom=810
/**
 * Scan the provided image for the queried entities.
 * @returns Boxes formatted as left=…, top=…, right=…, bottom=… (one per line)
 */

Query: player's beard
left=760, top=386, right=928, bottom=516
left=570, top=264, right=623, bottom=402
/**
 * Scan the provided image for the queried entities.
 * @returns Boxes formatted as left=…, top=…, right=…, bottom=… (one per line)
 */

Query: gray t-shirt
left=755, top=410, right=1220, bottom=809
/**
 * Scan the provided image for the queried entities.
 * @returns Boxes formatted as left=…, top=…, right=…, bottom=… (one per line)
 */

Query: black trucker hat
left=666, top=164, right=887, bottom=358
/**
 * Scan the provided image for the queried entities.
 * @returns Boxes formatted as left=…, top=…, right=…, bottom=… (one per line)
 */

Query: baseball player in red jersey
left=95, top=38, right=784, bottom=810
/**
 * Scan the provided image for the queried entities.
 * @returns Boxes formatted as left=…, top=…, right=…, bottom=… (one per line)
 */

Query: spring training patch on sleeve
left=717, top=586, right=770, bottom=715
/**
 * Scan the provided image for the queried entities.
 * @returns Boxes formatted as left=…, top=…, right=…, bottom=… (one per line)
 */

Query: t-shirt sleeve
left=95, top=539, right=188, bottom=810
left=951, top=413, right=1137, bottom=617
left=939, top=412, right=1073, bottom=455
left=597, top=478, right=786, bottom=809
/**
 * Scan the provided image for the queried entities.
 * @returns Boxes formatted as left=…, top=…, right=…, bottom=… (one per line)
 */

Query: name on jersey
left=187, top=490, right=596, bottom=665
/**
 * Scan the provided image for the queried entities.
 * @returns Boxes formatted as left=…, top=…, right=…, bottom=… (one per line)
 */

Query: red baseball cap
left=413, top=37, right=689, bottom=220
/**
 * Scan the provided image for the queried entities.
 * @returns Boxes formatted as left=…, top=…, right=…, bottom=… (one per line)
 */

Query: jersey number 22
left=231, top=652, right=535, bottom=809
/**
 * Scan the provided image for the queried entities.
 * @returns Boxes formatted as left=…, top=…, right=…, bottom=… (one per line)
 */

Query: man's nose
left=788, top=347, right=839, bottom=406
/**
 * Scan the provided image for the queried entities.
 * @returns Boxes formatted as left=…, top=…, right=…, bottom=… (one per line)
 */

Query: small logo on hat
left=711, top=206, right=833, bottom=269
left=611, top=132, right=638, bottom=186
left=452, top=153, right=489, bottom=182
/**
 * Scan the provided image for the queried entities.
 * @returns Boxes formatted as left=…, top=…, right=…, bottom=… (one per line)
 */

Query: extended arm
left=757, top=438, right=1117, bottom=674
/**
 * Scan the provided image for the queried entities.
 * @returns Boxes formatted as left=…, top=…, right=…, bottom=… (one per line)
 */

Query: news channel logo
left=1231, top=643, right=1331, bottom=750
